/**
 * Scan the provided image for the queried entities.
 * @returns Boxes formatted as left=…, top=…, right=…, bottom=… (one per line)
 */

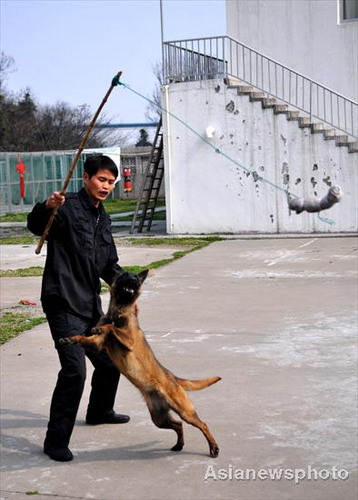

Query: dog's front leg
left=91, top=324, right=134, bottom=351
left=59, top=333, right=107, bottom=352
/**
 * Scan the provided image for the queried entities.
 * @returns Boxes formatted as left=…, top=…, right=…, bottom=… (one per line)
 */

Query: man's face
left=83, top=168, right=116, bottom=206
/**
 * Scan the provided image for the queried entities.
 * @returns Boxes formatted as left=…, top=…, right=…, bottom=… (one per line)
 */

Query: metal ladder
left=130, top=117, right=164, bottom=233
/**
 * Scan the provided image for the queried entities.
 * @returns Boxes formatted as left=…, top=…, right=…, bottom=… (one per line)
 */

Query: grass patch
left=103, top=199, right=137, bottom=214
left=104, top=198, right=165, bottom=215
left=0, top=236, right=38, bottom=245
left=0, top=311, right=47, bottom=345
left=0, top=212, right=29, bottom=223
left=112, top=211, right=166, bottom=222
left=0, top=267, right=44, bottom=278
left=121, top=236, right=222, bottom=247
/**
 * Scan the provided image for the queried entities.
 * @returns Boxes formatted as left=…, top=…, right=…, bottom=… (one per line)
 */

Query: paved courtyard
left=1, top=236, right=357, bottom=500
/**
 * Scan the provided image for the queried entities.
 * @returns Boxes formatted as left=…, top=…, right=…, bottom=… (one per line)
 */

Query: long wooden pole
left=35, top=71, right=122, bottom=254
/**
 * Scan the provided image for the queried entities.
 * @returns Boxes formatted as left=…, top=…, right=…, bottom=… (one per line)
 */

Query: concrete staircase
left=225, top=79, right=358, bottom=154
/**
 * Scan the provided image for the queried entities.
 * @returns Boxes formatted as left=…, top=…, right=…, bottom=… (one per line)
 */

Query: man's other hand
left=46, top=192, right=65, bottom=210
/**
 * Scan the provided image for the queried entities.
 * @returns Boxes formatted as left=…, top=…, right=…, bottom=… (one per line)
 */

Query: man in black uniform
left=28, top=155, right=129, bottom=462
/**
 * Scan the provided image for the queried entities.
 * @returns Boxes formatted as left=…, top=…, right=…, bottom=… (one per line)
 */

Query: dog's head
left=111, top=270, right=149, bottom=305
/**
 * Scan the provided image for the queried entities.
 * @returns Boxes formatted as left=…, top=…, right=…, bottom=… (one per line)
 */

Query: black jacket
left=27, top=188, right=123, bottom=318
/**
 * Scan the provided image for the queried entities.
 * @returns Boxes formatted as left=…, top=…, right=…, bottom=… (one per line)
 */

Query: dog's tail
left=176, top=376, right=221, bottom=391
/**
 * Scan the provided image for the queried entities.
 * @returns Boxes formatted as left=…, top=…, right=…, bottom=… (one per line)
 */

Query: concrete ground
left=0, top=236, right=357, bottom=500
left=0, top=242, right=182, bottom=271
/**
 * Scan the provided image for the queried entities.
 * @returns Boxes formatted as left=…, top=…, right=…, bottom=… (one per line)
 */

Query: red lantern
left=123, top=167, right=132, bottom=193
left=16, top=160, right=27, bottom=199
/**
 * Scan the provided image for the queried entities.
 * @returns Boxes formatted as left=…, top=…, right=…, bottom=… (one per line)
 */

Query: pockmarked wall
left=162, top=79, right=357, bottom=234
left=226, top=0, right=358, bottom=101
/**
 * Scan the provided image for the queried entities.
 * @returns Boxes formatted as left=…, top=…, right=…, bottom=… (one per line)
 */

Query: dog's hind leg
left=167, top=389, right=219, bottom=458
left=143, top=391, right=184, bottom=452
left=153, top=411, right=184, bottom=452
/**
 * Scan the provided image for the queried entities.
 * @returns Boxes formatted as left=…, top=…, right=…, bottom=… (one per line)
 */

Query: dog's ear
left=138, top=269, right=149, bottom=284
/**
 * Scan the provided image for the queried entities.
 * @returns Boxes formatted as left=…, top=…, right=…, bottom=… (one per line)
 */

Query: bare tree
left=35, top=102, right=106, bottom=150
left=145, top=61, right=163, bottom=122
left=0, top=52, right=16, bottom=90
left=0, top=92, right=129, bottom=152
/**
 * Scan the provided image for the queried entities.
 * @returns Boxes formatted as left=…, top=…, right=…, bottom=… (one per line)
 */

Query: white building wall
left=162, top=79, right=357, bottom=234
left=226, top=0, right=358, bottom=101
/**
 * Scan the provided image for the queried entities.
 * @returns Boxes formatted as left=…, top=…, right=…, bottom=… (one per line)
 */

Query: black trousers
left=45, top=303, right=120, bottom=448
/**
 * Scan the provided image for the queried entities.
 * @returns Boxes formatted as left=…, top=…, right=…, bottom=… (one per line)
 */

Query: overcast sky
left=1, top=0, right=226, bottom=124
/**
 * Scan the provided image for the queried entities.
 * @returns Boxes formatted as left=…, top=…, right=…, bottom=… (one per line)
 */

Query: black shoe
left=44, top=440, right=73, bottom=462
left=86, top=409, right=130, bottom=425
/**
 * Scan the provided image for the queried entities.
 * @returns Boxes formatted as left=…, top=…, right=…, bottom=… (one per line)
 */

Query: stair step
left=311, top=123, right=326, bottom=133
left=298, top=117, right=312, bottom=128
left=323, top=129, right=337, bottom=139
left=335, top=135, right=349, bottom=146
left=225, top=77, right=241, bottom=88
left=273, top=104, right=288, bottom=114
left=237, top=85, right=254, bottom=95
left=287, top=111, right=300, bottom=120
left=348, top=142, right=358, bottom=153
left=261, top=98, right=276, bottom=109
left=249, top=91, right=266, bottom=102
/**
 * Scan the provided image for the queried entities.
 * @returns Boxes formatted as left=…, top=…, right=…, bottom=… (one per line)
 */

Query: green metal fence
left=0, top=151, right=87, bottom=211
left=0, top=147, right=162, bottom=213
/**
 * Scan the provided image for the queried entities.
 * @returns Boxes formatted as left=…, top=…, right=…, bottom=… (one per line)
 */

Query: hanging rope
left=118, top=80, right=340, bottom=226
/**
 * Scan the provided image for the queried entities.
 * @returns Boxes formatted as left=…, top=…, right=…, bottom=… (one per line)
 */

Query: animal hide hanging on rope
left=289, top=186, right=342, bottom=214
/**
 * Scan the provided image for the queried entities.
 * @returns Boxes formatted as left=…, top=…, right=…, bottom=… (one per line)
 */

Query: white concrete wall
left=226, top=0, right=358, bottom=101
left=162, top=79, right=357, bottom=234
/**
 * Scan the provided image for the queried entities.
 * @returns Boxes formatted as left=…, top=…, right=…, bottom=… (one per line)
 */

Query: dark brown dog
left=60, top=270, right=220, bottom=457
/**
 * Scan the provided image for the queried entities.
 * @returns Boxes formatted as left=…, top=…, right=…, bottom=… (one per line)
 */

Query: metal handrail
left=163, top=35, right=358, bottom=139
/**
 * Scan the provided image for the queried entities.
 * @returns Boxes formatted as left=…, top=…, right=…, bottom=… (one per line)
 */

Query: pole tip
left=111, top=71, right=123, bottom=86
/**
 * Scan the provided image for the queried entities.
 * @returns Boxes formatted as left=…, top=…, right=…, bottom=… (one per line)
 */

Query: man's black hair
left=84, top=155, right=118, bottom=179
